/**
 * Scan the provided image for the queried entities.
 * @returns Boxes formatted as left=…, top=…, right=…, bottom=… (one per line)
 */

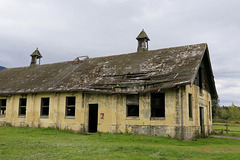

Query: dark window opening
left=209, top=101, right=211, bottom=120
left=151, top=93, right=165, bottom=117
left=127, top=105, right=139, bottom=117
left=200, top=107, right=204, bottom=133
left=199, top=67, right=203, bottom=93
left=19, top=98, right=27, bottom=116
left=139, top=39, right=146, bottom=48
left=189, top=94, right=193, bottom=118
left=41, top=98, right=49, bottom=116
left=0, top=99, right=6, bottom=116
left=126, top=95, right=139, bottom=117
left=66, top=97, right=75, bottom=116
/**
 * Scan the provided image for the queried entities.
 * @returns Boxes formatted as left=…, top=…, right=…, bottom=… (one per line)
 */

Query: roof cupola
left=30, top=48, right=42, bottom=66
left=136, top=29, right=150, bottom=53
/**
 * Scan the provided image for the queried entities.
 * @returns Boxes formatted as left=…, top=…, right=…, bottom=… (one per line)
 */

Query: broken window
left=41, top=98, right=49, bottom=116
left=0, top=99, right=6, bottom=116
left=189, top=94, right=193, bottom=118
left=126, top=95, right=139, bottom=117
left=151, top=93, right=165, bottom=117
left=66, top=97, right=75, bottom=117
left=19, top=98, right=27, bottom=116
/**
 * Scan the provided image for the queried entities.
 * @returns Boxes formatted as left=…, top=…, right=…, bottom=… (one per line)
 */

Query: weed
left=125, top=126, right=129, bottom=134
left=0, top=126, right=240, bottom=159
left=193, top=130, right=209, bottom=140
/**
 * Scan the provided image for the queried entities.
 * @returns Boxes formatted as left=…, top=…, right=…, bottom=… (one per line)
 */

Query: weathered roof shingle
left=0, top=43, right=217, bottom=99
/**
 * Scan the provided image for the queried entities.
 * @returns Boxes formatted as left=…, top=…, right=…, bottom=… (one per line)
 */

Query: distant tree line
left=212, top=100, right=240, bottom=123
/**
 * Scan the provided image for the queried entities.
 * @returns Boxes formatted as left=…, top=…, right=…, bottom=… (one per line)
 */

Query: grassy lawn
left=0, top=126, right=240, bottom=160
left=213, top=122, right=240, bottom=138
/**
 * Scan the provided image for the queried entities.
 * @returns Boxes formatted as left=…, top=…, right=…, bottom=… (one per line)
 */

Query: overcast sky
left=0, top=0, right=239, bottom=106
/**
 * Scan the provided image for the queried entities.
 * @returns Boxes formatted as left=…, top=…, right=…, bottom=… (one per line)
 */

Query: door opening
left=199, top=107, right=204, bottom=134
left=88, top=104, right=98, bottom=132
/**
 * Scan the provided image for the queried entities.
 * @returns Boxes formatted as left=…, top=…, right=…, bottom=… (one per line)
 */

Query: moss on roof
left=0, top=43, right=217, bottom=99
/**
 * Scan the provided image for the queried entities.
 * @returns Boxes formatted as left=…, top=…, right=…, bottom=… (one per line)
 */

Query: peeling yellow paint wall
left=0, top=84, right=212, bottom=140
left=185, top=84, right=212, bottom=137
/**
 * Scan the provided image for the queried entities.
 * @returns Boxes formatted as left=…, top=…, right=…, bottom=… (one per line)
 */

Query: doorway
left=88, top=104, right=98, bottom=132
left=199, top=107, right=204, bottom=134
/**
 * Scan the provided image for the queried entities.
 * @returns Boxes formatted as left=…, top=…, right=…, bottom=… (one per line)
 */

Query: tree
left=212, top=99, right=220, bottom=119
left=228, top=103, right=240, bottom=121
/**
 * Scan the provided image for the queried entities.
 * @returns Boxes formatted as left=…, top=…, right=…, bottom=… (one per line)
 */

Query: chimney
left=136, top=29, right=150, bottom=53
left=30, top=48, right=42, bottom=66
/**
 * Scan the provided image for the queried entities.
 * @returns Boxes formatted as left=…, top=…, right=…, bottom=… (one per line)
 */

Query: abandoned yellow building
left=0, top=30, right=217, bottom=139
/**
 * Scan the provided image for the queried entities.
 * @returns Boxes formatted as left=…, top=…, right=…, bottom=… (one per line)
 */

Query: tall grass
left=0, top=126, right=240, bottom=160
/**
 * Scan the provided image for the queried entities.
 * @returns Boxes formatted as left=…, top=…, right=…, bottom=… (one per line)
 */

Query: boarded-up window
left=41, top=98, right=49, bottom=116
left=189, top=94, right=193, bottom=118
left=0, top=99, right=6, bottom=116
left=126, top=95, right=139, bottom=117
left=19, top=98, right=27, bottom=116
left=66, top=97, right=75, bottom=117
left=151, top=93, right=165, bottom=117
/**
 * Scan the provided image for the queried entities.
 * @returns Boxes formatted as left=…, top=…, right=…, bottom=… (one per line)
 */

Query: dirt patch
left=211, top=135, right=240, bottom=140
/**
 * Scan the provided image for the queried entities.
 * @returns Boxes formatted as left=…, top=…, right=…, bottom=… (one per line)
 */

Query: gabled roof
left=136, top=29, right=150, bottom=40
left=30, top=48, right=42, bottom=58
left=0, top=43, right=218, bottom=99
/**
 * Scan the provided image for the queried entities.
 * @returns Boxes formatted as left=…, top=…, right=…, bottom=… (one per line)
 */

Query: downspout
left=180, top=87, right=184, bottom=140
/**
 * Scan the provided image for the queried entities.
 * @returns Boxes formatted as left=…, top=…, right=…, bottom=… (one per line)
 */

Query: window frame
left=126, top=94, right=139, bottom=117
left=199, top=67, right=203, bottom=94
left=209, top=101, right=211, bottom=121
left=40, top=97, right=50, bottom=117
left=188, top=94, right=193, bottom=119
left=0, top=99, right=7, bottom=116
left=65, top=96, right=76, bottom=117
left=19, top=98, right=27, bottom=116
left=151, top=93, right=165, bottom=118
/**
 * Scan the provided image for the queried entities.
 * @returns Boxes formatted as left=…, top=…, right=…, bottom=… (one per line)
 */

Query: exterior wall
left=0, top=84, right=213, bottom=140
left=184, top=84, right=213, bottom=139
left=0, top=93, right=85, bottom=131
left=118, top=89, right=182, bottom=138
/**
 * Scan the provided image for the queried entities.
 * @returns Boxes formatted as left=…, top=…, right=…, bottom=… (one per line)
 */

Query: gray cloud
left=0, top=0, right=239, bottom=106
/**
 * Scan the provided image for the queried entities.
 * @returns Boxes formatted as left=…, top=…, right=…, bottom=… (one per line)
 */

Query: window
left=199, top=67, right=203, bottom=93
left=41, top=98, right=49, bottom=117
left=126, top=95, right=139, bottom=117
left=189, top=94, right=193, bottom=118
left=19, top=98, right=27, bottom=116
left=151, top=93, right=165, bottom=117
left=66, top=97, right=75, bottom=117
left=0, top=99, right=6, bottom=116
left=209, top=101, right=211, bottom=120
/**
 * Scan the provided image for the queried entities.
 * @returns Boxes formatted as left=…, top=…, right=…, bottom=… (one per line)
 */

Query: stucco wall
left=0, top=84, right=212, bottom=140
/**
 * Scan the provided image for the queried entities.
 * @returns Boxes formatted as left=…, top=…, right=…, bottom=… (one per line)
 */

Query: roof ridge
left=90, top=43, right=207, bottom=60
left=5, top=61, right=74, bottom=70
left=149, top=43, right=207, bottom=52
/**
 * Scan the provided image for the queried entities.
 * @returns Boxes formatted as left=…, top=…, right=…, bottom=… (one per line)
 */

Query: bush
left=213, top=103, right=240, bottom=123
